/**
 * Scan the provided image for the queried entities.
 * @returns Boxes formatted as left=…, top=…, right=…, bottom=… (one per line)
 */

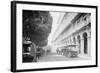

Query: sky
left=48, top=12, right=78, bottom=45
left=47, top=12, right=65, bottom=45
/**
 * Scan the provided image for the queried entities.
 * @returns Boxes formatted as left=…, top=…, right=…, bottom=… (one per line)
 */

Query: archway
left=77, top=35, right=81, bottom=53
left=83, top=32, right=88, bottom=54
left=73, top=37, right=76, bottom=44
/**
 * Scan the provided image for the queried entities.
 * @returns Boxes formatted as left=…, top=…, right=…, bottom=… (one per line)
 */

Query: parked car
left=23, top=40, right=37, bottom=62
left=56, top=47, right=64, bottom=55
left=23, top=53, right=35, bottom=62
left=57, top=45, right=79, bottom=57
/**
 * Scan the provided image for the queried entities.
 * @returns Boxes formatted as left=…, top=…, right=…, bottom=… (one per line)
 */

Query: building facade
left=54, top=13, right=91, bottom=57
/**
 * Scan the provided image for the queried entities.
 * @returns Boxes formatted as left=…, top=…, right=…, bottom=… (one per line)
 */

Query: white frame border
left=16, top=3, right=96, bottom=70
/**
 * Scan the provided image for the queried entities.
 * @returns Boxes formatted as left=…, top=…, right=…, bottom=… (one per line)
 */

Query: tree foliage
left=23, top=10, right=53, bottom=47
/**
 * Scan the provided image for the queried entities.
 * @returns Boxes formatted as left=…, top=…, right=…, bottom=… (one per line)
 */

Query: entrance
left=77, top=35, right=81, bottom=53
left=73, top=37, right=76, bottom=44
left=83, top=32, right=88, bottom=54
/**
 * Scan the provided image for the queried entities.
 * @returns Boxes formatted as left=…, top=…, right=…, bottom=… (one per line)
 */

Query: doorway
left=83, top=32, right=88, bottom=54
left=77, top=35, right=81, bottom=53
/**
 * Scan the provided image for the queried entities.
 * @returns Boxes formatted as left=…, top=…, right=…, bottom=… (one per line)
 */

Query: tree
left=23, top=10, right=53, bottom=47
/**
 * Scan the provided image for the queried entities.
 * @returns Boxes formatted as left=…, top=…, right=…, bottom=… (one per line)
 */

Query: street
left=37, top=52, right=90, bottom=62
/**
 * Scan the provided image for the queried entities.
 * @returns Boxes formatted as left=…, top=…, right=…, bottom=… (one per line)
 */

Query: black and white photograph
left=22, top=10, right=91, bottom=63
left=11, top=1, right=97, bottom=72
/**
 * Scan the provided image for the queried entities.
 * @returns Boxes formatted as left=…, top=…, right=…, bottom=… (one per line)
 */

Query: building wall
left=56, top=13, right=91, bottom=57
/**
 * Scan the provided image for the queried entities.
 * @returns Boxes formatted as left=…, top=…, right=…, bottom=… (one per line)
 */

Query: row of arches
left=66, top=32, right=89, bottom=55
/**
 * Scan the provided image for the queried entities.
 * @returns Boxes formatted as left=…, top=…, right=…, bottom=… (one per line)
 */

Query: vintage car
left=56, top=47, right=64, bottom=55
left=57, top=45, right=79, bottom=57
left=23, top=40, right=36, bottom=62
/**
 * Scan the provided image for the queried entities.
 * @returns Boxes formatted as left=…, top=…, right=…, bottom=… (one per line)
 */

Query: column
left=87, top=32, right=91, bottom=57
left=80, top=39, right=84, bottom=56
left=80, top=33, right=84, bottom=56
